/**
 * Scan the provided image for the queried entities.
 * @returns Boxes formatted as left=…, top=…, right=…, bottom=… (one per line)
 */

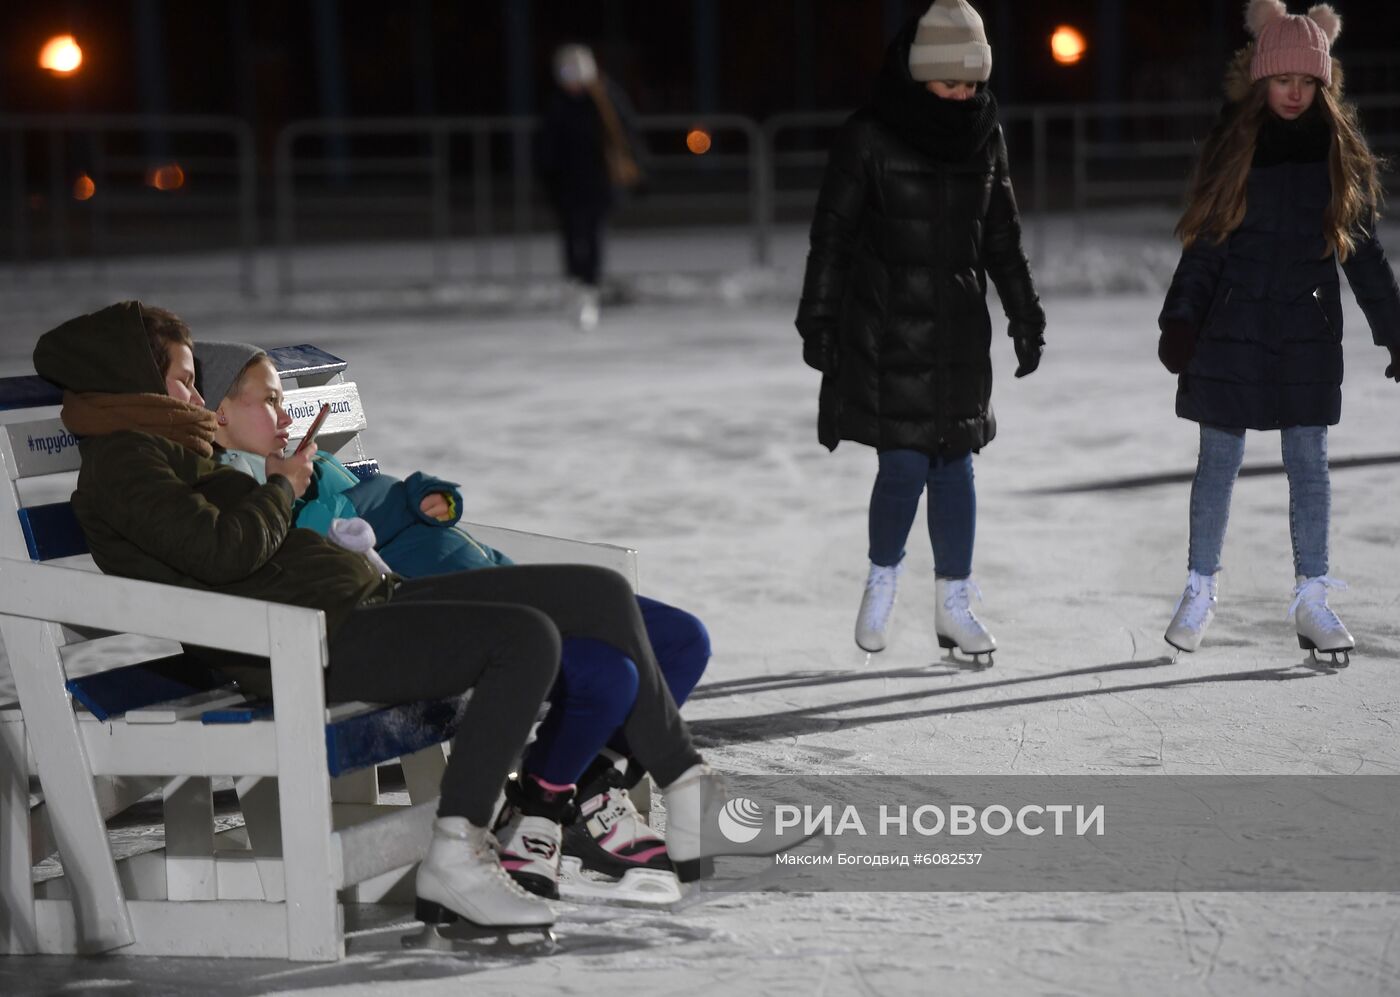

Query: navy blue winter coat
left=1160, top=99, right=1400, bottom=430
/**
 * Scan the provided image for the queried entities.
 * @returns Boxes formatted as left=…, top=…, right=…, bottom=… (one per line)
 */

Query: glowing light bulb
left=73, top=174, right=96, bottom=201
left=686, top=129, right=712, bottom=155
left=146, top=163, right=186, bottom=192
left=1051, top=26, right=1087, bottom=66
left=39, top=35, right=83, bottom=75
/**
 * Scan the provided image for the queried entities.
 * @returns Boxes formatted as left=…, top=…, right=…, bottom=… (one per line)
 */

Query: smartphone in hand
left=294, top=403, right=332, bottom=454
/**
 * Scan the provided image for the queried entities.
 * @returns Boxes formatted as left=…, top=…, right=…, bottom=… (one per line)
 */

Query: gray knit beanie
left=908, top=0, right=993, bottom=83
left=194, top=341, right=266, bottom=410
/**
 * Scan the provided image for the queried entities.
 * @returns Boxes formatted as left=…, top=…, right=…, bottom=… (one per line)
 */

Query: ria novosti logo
left=717, top=797, right=766, bottom=843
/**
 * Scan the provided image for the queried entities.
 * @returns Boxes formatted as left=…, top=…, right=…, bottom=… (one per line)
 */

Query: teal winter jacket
left=216, top=448, right=513, bottom=576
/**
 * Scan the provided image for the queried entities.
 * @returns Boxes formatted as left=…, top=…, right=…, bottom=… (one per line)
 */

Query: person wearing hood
left=795, top=0, right=1045, bottom=662
left=194, top=339, right=711, bottom=901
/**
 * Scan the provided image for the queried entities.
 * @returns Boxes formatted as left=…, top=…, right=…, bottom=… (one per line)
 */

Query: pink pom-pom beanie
left=1246, top=1, right=1342, bottom=87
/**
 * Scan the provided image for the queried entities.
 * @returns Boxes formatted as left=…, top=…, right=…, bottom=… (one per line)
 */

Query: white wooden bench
left=0, top=344, right=638, bottom=961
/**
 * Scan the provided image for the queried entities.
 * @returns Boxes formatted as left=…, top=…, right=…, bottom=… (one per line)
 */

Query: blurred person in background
left=538, top=43, right=644, bottom=331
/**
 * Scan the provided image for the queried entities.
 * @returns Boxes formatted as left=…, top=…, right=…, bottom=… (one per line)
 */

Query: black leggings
left=560, top=206, right=605, bottom=286
left=322, top=564, right=700, bottom=824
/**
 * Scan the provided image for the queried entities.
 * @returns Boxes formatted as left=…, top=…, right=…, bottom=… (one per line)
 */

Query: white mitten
left=327, top=517, right=393, bottom=576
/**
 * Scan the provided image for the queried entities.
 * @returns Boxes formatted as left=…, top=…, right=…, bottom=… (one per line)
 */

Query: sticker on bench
left=4, top=418, right=83, bottom=477
left=282, top=383, right=365, bottom=445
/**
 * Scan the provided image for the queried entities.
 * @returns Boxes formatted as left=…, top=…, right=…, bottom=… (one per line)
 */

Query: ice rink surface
left=2, top=223, right=1399, bottom=995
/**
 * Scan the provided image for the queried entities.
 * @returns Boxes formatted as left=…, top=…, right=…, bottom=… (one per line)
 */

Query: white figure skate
left=1290, top=575, right=1354, bottom=667
left=934, top=577, right=995, bottom=666
left=855, top=561, right=902, bottom=652
left=407, top=817, right=556, bottom=951
left=1165, top=569, right=1219, bottom=657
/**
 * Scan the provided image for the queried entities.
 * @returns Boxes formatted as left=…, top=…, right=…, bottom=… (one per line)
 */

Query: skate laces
left=438, top=826, right=537, bottom=900
left=1288, top=575, right=1347, bottom=621
left=941, top=578, right=983, bottom=618
left=1172, top=570, right=1216, bottom=628
left=860, top=563, right=901, bottom=629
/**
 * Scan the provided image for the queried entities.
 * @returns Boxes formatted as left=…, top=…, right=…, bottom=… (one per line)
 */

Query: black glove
left=802, top=334, right=838, bottom=374
left=1013, top=335, right=1043, bottom=378
left=1385, top=343, right=1400, bottom=382
left=1158, top=319, right=1198, bottom=374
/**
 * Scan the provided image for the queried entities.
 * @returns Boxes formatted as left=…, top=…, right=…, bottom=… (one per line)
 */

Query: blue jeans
left=1189, top=424, right=1330, bottom=578
left=868, top=448, right=976, bottom=579
left=526, top=595, right=711, bottom=785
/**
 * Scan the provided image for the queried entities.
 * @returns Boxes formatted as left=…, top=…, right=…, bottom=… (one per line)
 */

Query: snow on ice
left=1, top=218, right=1399, bottom=995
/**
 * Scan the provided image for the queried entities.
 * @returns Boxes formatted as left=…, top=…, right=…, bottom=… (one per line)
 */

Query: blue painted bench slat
left=19, top=504, right=87, bottom=562
left=264, top=345, right=348, bottom=380
left=65, top=656, right=227, bottom=722
left=0, top=375, right=63, bottom=412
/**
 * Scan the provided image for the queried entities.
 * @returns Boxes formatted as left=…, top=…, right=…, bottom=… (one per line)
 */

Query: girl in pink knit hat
left=1156, top=0, right=1400, bottom=665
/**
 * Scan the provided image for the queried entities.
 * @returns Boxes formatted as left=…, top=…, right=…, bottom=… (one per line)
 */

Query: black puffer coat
left=795, top=21, right=1044, bottom=458
left=1160, top=53, right=1400, bottom=430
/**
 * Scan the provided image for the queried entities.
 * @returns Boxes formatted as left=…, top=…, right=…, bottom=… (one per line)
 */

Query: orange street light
left=686, top=128, right=712, bottom=155
left=72, top=174, right=96, bottom=201
left=146, top=163, right=186, bottom=192
left=39, top=35, right=83, bottom=75
left=1050, top=25, right=1087, bottom=66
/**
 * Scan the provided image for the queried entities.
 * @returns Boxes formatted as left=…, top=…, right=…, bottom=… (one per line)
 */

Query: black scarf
left=868, top=17, right=1000, bottom=163
left=1253, top=103, right=1331, bottom=167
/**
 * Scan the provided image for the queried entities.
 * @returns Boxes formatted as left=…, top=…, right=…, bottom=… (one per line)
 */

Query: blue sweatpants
left=526, top=595, right=711, bottom=785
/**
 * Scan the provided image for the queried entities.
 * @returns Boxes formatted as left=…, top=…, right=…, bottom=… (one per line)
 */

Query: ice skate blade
left=937, top=636, right=993, bottom=669
left=402, top=922, right=557, bottom=954
left=1299, top=635, right=1352, bottom=667
left=669, top=834, right=837, bottom=912
left=558, top=856, right=684, bottom=907
left=1305, top=646, right=1351, bottom=668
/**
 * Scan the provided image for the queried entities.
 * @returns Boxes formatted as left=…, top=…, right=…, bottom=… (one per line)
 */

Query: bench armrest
left=460, top=522, right=639, bottom=590
left=0, top=556, right=322, bottom=658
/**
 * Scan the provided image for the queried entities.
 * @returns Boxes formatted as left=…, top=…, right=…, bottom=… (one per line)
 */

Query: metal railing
left=7, top=97, right=1400, bottom=299
left=1, top=114, right=256, bottom=296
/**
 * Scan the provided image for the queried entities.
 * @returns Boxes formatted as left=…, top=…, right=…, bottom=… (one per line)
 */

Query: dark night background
left=7, top=1, right=1400, bottom=125
left=4, top=1, right=1399, bottom=267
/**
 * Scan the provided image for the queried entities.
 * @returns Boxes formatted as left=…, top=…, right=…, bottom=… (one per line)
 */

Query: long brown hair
left=1176, top=59, right=1385, bottom=261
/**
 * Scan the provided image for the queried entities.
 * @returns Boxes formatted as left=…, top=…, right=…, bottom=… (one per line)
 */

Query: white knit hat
left=554, top=44, right=597, bottom=88
left=908, top=0, right=993, bottom=83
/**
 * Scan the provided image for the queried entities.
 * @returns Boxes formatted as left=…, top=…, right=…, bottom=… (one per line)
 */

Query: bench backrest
left=0, top=345, right=373, bottom=720
left=0, top=345, right=373, bottom=567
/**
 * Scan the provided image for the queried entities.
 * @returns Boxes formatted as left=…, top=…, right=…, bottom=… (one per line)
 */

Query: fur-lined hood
left=1223, top=44, right=1344, bottom=103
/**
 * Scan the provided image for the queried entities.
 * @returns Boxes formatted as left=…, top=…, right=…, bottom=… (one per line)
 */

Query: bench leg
left=235, top=776, right=286, bottom=902
left=268, top=606, right=342, bottom=962
left=0, top=712, right=35, bottom=953
left=330, top=767, right=379, bottom=805
left=2, top=619, right=133, bottom=953
left=163, top=777, right=215, bottom=901
left=400, top=745, right=447, bottom=807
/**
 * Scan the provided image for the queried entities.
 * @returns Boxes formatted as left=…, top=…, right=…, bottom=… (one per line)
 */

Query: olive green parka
left=33, top=302, right=385, bottom=695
